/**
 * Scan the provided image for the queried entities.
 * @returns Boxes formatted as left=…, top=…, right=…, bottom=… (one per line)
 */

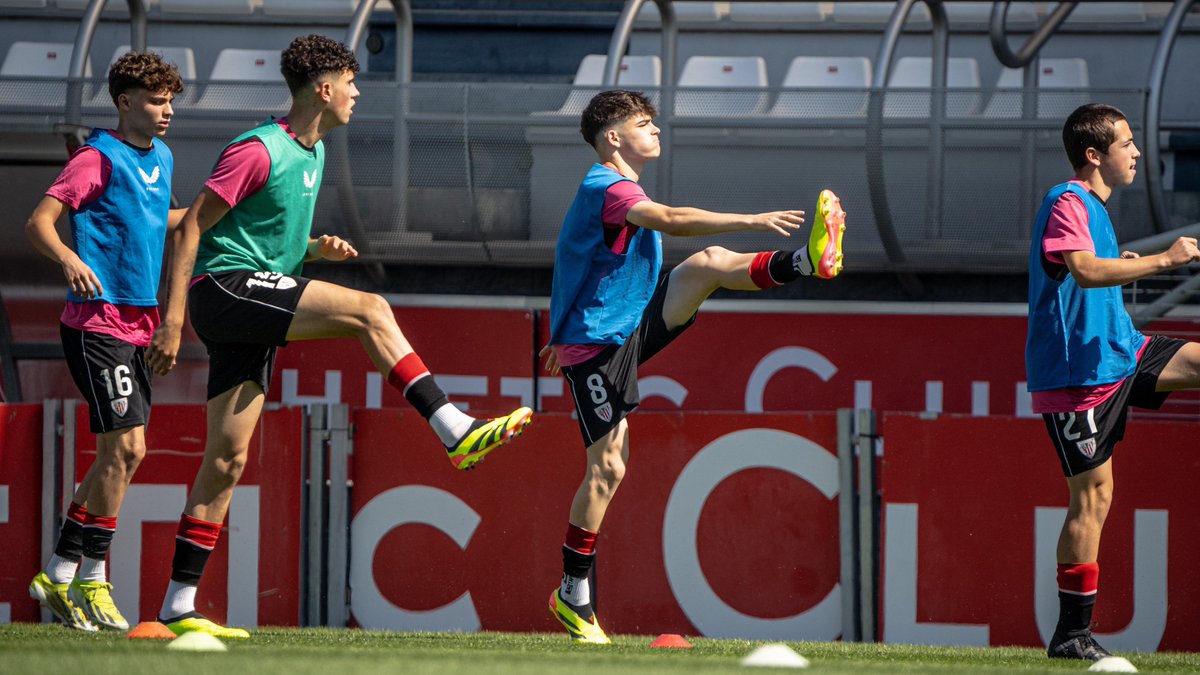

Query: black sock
left=404, top=376, right=450, bottom=420
left=766, top=249, right=811, bottom=283
left=1054, top=592, right=1096, bottom=639
left=53, top=517, right=85, bottom=562
left=170, top=539, right=214, bottom=585
left=562, top=545, right=595, bottom=579
left=81, top=524, right=116, bottom=560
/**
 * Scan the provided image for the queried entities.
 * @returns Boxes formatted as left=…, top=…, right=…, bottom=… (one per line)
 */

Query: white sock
left=792, top=248, right=814, bottom=276
left=560, top=573, right=590, bottom=607
left=160, top=580, right=197, bottom=620
left=431, top=403, right=474, bottom=447
left=78, top=556, right=106, bottom=582
left=46, top=555, right=78, bottom=584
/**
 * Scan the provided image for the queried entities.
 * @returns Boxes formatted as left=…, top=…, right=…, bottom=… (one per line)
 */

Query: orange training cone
left=127, top=621, right=177, bottom=639
left=650, top=633, right=693, bottom=649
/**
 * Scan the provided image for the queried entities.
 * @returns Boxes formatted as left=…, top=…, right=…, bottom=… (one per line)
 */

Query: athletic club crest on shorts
left=1076, top=437, right=1097, bottom=459
left=594, top=402, right=613, bottom=422
left=111, top=397, right=129, bottom=417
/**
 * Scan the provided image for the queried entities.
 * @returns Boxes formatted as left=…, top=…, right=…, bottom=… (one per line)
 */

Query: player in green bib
left=146, top=34, right=532, bottom=639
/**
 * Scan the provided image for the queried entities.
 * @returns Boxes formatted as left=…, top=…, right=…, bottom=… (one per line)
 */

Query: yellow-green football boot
left=447, top=406, right=533, bottom=470
left=28, top=571, right=97, bottom=632
left=809, top=189, right=846, bottom=279
left=548, top=588, right=611, bottom=645
left=68, top=579, right=129, bottom=630
left=160, top=612, right=250, bottom=639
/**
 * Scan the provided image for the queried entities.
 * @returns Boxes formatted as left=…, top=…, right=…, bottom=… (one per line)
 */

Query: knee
left=362, top=293, right=394, bottom=328
left=688, top=245, right=734, bottom=270
left=1072, top=482, right=1113, bottom=522
left=589, top=452, right=626, bottom=493
left=119, top=439, right=146, bottom=474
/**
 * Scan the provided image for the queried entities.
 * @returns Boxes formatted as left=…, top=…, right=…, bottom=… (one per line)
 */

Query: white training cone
left=166, top=631, right=229, bottom=652
left=1088, top=656, right=1137, bottom=673
left=740, top=643, right=810, bottom=669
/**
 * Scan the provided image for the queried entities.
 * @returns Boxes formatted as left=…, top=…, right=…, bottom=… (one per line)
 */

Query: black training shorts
left=188, top=270, right=310, bottom=400
left=61, top=323, right=152, bottom=434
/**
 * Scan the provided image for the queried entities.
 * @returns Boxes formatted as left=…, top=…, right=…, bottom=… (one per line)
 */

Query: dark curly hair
left=280, top=34, right=360, bottom=94
left=107, top=51, right=184, bottom=105
left=580, top=89, right=657, bottom=148
left=1063, top=103, right=1128, bottom=170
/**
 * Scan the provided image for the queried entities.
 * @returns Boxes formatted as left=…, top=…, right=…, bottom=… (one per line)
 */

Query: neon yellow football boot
left=809, top=189, right=846, bottom=279
left=29, top=572, right=97, bottom=632
left=68, top=579, right=129, bottom=631
left=548, top=588, right=611, bottom=645
left=447, top=406, right=533, bottom=470
left=161, top=612, right=250, bottom=639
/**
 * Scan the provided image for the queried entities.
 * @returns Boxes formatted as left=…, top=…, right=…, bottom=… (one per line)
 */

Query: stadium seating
left=675, top=55, right=768, bottom=117
left=555, top=54, right=661, bottom=116
left=193, top=47, right=290, bottom=111
left=884, top=56, right=980, bottom=118
left=982, top=58, right=1089, bottom=119
left=0, top=0, right=47, bottom=7
left=261, top=0, right=358, bottom=16
left=0, top=41, right=91, bottom=109
left=767, top=55, right=872, bottom=117
left=88, top=45, right=197, bottom=107
left=728, top=2, right=828, bottom=23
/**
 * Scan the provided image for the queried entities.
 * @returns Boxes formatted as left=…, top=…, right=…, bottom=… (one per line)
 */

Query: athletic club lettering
left=246, top=272, right=298, bottom=290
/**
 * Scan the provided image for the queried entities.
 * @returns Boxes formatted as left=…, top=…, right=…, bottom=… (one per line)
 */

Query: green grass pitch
left=1, top=623, right=1198, bottom=674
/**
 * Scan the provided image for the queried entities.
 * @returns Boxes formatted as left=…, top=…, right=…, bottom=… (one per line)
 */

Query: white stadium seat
left=944, top=1, right=1035, bottom=24
left=728, top=2, right=829, bottom=23
left=89, top=45, right=197, bottom=107
left=555, top=54, right=662, bottom=115
left=768, top=55, right=872, bottom=117
left=982, top=58, right=1089, bottom=119
left=193, top=47, right=290, bottom=111
left=0, top=42, right=92, bottom=109
left=55, top=0, right=150, bottom=12
left=675, top=55, right=769, bottom=117
left=884, top=56, right=980, bottom=117
left=1060, top=2, right=1146, bottom=23
left=0, top=0, right=48, bottom=8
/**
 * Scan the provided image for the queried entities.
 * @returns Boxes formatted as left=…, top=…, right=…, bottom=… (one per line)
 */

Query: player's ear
left=1084, top=146, right=1103, bottom=167
left=605, top=127, right=621, bottom=147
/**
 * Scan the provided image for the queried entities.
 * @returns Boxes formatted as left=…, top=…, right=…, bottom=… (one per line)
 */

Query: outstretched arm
left=625, top=200, right=804, bottom=238
left=145, top=189, right=230, bottom=375
left=25, top=196, right=104, bottom=299
left=1064, top=236, right=1200, bottom=288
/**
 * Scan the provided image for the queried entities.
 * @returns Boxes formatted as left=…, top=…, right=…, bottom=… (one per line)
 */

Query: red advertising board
left=0, top=404, right=45, bottom=623
left=879, top=413, right=1200, bottom=651
left=348, top=409, right=841, bottom=639
left=71, top=404, right=305, bottom=627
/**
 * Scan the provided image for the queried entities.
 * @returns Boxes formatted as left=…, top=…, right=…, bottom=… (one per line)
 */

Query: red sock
left=66, top=501, right=88, bottom=525
left=177, top=514, right=222, bottom=551
left=387, top=353, right=431, bottom=394
left=564, top=522, right=598, bottom=556
left=748, top=251, right=780, bottom=289
left=1057, top=562, right=1099, bottom=597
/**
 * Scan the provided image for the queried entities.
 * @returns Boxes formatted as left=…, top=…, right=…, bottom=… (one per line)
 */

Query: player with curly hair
left=147, top=34, right=533, bottom=638
left=25, top=50, right=186, bottom=632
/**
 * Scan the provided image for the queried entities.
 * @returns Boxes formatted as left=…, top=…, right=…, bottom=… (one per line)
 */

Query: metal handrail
left=67, top=0, right=146, bottom=127
left=1144, top=0, right=1197, bottom=234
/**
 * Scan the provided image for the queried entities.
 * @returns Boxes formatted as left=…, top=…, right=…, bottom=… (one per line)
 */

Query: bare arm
left=145, top=189, right=230, bottom=375
left=1063, top=236, right=1200, bottom=288
left=166, top=207, right=187, bottom=233
left=25, top=195, right=104, bottom=299
left=625, top=200, right=804, bottom=238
